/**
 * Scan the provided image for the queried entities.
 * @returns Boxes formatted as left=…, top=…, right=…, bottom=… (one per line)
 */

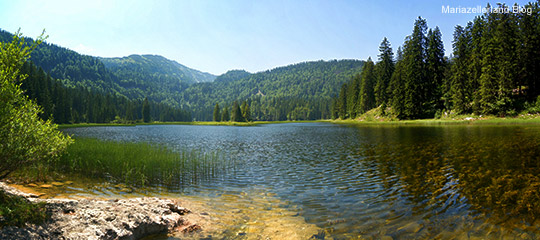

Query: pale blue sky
left=0, top=0, right=532, bottom=75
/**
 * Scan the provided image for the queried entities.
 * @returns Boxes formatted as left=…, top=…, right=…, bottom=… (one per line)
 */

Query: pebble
left=51, top=182, right=64, bottom=186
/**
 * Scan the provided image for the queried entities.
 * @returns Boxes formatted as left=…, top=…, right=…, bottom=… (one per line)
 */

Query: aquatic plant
left=54, top=138, right=224, bottom=188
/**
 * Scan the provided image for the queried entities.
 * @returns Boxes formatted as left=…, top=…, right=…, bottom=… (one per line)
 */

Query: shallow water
left=58, top=123, right=540, bottom=239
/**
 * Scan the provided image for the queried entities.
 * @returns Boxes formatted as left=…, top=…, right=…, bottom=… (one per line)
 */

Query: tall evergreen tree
left=402, top=17, right=428, bottom=119
left=469, top=16, right=485, bottom=113
left=337, top=83, right=348, bottom=119
left=231, top=101, right=243, bottom=122
left=450, top=25, right=471, bottom=114
left=519, top=2, right=540, bottom=99
left=346, top=74, right=361, bottom=118
left=142, top=97, right=150, bottom=122
left=358, top=57, right=376, bottom=113
left=221, top=107, right=230, bottom=122
left=374, top=37, right=394, bottom=110
left=241, top=100, right=251, bottom=122
left=213, top=103, right=221, bottom=122
left=425, top=27, right=446, bottom=114
left=390, top=47, right=406, bottom=118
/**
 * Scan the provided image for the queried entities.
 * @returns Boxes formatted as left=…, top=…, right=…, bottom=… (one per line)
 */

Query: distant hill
left=182, top=60, right=364, bottom=120
left=1, top=29, right=364, bottom=121
left=100, top=54, right=215, bottom=85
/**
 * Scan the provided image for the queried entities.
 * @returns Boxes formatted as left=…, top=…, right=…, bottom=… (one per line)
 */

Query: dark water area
left=62, top=123, right=540, bottom=239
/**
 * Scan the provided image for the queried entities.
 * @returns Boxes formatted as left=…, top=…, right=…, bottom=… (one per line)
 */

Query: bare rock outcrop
left=0, top=183, right=201, bottom=239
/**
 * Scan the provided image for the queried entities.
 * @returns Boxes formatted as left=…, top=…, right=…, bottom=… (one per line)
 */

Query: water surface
left=61, top=123, right=540, bottom=239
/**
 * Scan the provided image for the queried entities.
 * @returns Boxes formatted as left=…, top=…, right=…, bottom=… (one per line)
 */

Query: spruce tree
left=221, top=107, right=230, bottom=121
left=142, top=97, right=150, bottom=122
left=450, top=25, right=471, bottom=114
left=213, top=103, right=221, bottom=122
left=402, top=17, right=427, bottom=119
left=338, top=83, right=348, bottom=119
left=374, top=37, right=394, bottom=110
left=232, top=101, right=243, bottom=122
left=390, top=47, right=406, bottom=118
left=519, top=2, right=540, bottom=99
left=358, top=57, right=376, bottom=113
left=346, top=75, right=361, bottom=118
left=425, top=27, right=446, bottom=114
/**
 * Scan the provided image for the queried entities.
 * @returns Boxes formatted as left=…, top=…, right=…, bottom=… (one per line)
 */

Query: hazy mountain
left=100, top=54, right=216, bottom=84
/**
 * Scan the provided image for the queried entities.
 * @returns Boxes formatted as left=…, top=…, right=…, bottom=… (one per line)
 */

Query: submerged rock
left=0, top=182, right=199, bottom=240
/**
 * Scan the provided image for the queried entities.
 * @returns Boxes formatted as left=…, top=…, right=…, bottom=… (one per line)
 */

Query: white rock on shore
left=0, top=182, right=201, bottom=240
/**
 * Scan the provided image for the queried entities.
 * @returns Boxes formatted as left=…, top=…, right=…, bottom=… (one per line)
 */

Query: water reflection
left=61, top=123, right=540, bottom=239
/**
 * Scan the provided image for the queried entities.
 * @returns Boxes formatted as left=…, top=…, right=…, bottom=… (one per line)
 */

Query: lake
left=61, top=123, right=540, bottom=239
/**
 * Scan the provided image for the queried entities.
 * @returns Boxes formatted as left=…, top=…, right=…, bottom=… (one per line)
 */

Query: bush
left=0, top=30, right=72, bottom=179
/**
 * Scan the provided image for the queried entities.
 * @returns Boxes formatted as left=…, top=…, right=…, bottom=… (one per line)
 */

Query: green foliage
left=213, top=103, right=221, bottom=122
left=182, top=60, right=364, bottom=121
left=221, top=107, right=230, bottom=121
left=0, top=190, right=48, bottom=227
left=231, top=101, right=244, bottom=122
left=358, top=57, right=376, bottom=113
left=0, top=30, right=72, bottom=179
left=241, top=100, right=251, bottom=122
left=390, top=48, right=406, bottom=118
left=374, top=37, right=394, bottom=109
left=425, top=27, right=446, bottom=113
left=337, top=83, right=347, bottom=119
left=100, top=54, right=215, bottom=107
left=142, top=97, right=150, bottom=123
left=18, top=61, right=191, bottom=123
left=346, top=74, right=360, bottom=118
left=56, top=138, right=222, bottom=187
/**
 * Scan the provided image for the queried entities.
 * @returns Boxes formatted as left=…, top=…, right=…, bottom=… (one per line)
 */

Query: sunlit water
left=55, top=123, right=540, bottom=239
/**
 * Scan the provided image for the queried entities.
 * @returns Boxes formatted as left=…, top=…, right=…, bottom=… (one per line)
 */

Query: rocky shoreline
left=0, top=182, right=202, bottom=239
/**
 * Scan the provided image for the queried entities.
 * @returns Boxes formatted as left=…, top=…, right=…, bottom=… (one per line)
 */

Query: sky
left=0, top=0, right=533, bottom=75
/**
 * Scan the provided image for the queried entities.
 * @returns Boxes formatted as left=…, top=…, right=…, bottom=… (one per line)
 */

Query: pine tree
left=358, top=57, right=376, bottom=113
left=478, top=3, right=519, bottom=115
left=374, top=37, right=394, bottom=110
left=390, top=47, right=406, bottom=118
left=425, top=27, right=446, bottom=114
left=142, top=97, right=150, bottom=122
left=519, top=2, right=540, bottom=99
left=337, top=83, right=347, bottom=119
left=402, top=17, right=427, bottom=119
left=450, top=25, right=471, bottom=114
left=469, top=17, right=485, bottom=113
left=346, top=74, right=361, bottom=118
left=213, top=103, right=221, bottom=122
left=221, top=106, right=230, bottom=121
left=231, top=101, right=243, bottom=122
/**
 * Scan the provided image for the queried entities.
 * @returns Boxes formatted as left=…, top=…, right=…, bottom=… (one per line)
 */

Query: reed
left=53, top=138, right=224, bottom=188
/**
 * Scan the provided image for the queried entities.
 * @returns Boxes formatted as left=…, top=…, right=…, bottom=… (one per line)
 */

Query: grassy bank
left=58, top=120, right=327, bottom=129
left=331, top=114, right=540, bottom=126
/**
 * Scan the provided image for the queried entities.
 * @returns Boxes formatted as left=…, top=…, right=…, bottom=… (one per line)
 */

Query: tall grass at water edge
left=54, top=138, right=224, bottom=188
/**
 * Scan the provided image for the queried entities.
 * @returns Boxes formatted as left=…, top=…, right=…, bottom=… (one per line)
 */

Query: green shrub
left=0, top=30, right=72, bottom=179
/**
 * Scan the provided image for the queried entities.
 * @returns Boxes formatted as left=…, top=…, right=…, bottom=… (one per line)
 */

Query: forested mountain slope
left=1, top=29, right=364, bottom=121
left=183, top=60, right=364, bottom=120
